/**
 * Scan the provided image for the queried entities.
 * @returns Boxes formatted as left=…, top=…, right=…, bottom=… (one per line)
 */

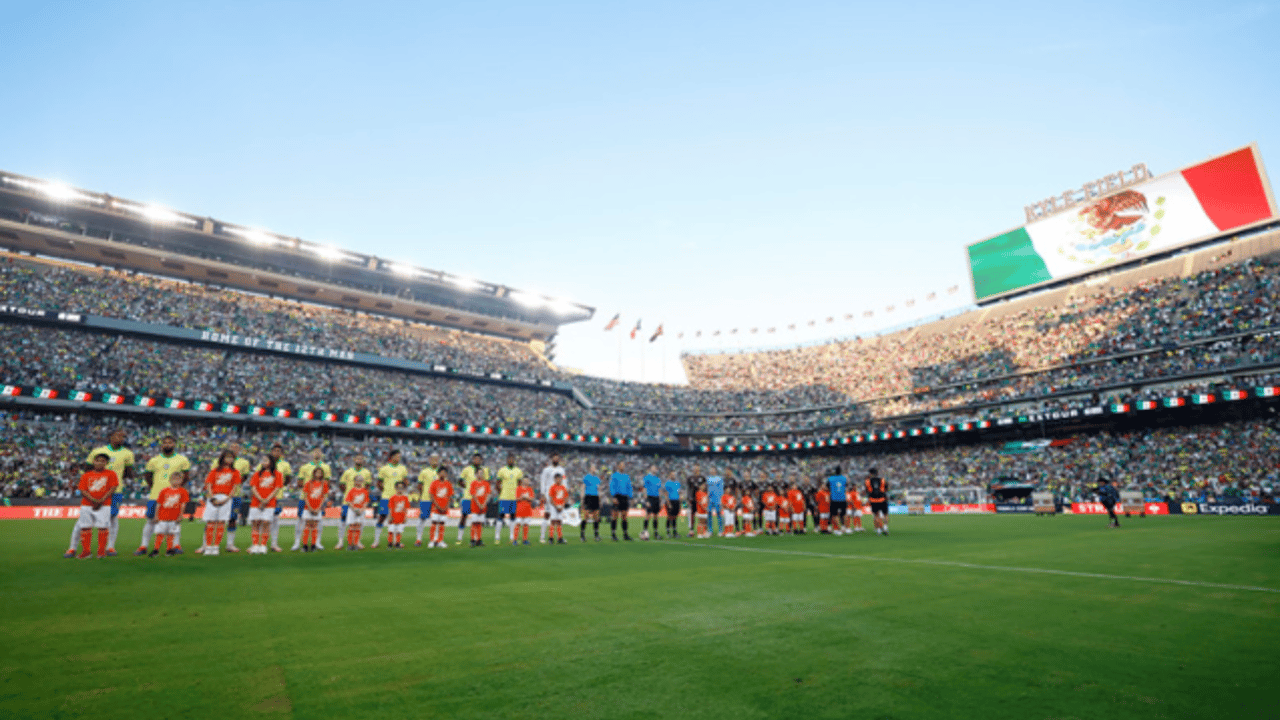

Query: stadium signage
left=1194, top=502, right=1279, bottom=516
left=198, top=330, right=356, bottom=361
left=0, top=304, right=82, bottom=322
left=994, top=504, right=1035, bottom=513
left=1023, top=163, right=1152, bottom=223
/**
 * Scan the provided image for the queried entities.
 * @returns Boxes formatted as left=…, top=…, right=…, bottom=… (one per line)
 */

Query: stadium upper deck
left=0, top=169, right=593, bottom=343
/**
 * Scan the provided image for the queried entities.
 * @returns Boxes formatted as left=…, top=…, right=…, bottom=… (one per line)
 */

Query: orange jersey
left=515, top=486, right=535, bottom=518
left=78, top=470, right=118, bottom=506
left=388, top=494, right=410, bottom=524
left=303, top=479, right=328, bottom=513
left=865, top=477, right=887, bottom=502
left=549, top=483, right=568, bottom=509
left=740, top=495, right=755, bottom=513
left=470, top=480, right=492, bottom=510
left=428, top=479, right=453, bottom=514
left=249, top=470, right=283, bottom=508
left=816, top=488, right=831, bottom=512
left=722, top=494, right=737, bottom=512
left=787, top=489, right=805, bottom=513
left=761, top=491, right=778, bottom=510
left=695, top=491, right=709, bottom=514
left=847, top=490, right=863, bottom=510
left=155, top=486, right=189, bottom=521
left=205, top=468, right=240, bottom=496
left=345, top=486, right=370, bottom=510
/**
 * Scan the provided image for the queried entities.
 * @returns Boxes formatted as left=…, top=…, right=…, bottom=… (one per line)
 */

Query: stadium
left=4, top=8, right=1280, bottom=719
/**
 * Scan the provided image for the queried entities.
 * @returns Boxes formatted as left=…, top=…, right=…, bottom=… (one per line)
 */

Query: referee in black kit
left=1097, top=477, right=1121, bottom=528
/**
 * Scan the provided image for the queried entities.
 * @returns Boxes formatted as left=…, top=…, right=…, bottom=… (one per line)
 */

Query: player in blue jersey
left=640, top=466, right=663, bottom=540
left=579, top=467, right=603, bottom=542
left=662, top=475, right=682, bottom=538
left=706, top=470, right=725, bottom=537
left=609, top=461, right=634, bottom=541
left=827, top=467, right=849, bottom=536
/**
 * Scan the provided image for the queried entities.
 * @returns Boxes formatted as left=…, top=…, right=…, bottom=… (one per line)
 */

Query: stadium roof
left=0, top=170, right=593, bottom=342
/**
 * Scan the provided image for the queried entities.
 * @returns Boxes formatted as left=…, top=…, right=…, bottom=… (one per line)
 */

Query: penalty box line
left=673, top=541, right=1280, bottom=594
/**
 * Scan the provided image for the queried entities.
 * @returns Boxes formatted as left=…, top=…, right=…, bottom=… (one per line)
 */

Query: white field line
left=674, top=541, right=1280, bottom=594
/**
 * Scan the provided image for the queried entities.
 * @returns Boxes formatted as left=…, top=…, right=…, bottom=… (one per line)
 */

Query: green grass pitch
left=1, top=515, right=1276, bottom=720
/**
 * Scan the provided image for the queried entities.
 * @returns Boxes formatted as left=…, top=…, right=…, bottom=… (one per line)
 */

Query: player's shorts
left=499, top=500, right=517, bottom=516
left=145, top=500, right=158, bottom=519
left=666, top=500, right=680, bottom=518
left=547, top=505, right=564, bottom=522
left=302, top=509, right=324, bottom=522
left=110, top=492, right=124, bottom=518
left=346, top=511, right=366, bottom=526
left=430, top=511, right=450, bottom=523
left=156, top=520, right=180, bottom=536
left=722, top=511, right=736, bottom=526
left=378, top=499, right=390, bottom=515
left=853, top=508, right=863, bottom=518
left=708, top=498, right=722, bottom=514
left=583, top=495, right=600, bottom=512
left=388, top=523, right=404, bottom=533
left=613, top=495, right=630, bottom=513
left=340, top=504, right=349, bottom=522
left=420, top=501, right=432, bottom=518
left=470, top=514, right=486, bottom=526
left=763, top=510, right=777, bottom=522
left=819, top=511, right=830, bottom=519
left=792, top=512, right=805, bottom=523
left=460, top=500, right=472, bottom=515
left=80, top=504, right=110, bottom=528
left=870, top=501, right=889, bottom=516
left=297, top=499, right=306, bottom=513
left=831, top=500, right=847, bottom=519
left=248, top=506, right=274, bottom=523
left=695, top=512, right=708, bottom=521
left=203, top=501, right=233, bottom=523
left=646, top=496, right=661, bottom=514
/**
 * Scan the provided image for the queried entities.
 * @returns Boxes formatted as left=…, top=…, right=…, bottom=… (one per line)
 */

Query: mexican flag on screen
left=969, top=147, right=1277, bottom=300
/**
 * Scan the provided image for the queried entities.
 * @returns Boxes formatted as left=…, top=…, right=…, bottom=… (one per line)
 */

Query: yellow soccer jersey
left=296, top=461, right=333, bottom=486
left=144, top=453, right=191, bottom=500
left=458, top=465, right=490, bottom=500
left=340, top=466, right=373, bottom=495
left=85, top=445, right=135, bottom=490
left=377, top=463, right=409, bottom=497
left=496, top=465, right=523, bottom=501
left=417, top=465, right=439, bottom=490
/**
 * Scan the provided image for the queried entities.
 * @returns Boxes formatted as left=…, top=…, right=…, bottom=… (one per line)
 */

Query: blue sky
left=6, top=1, right=1277, bottom=382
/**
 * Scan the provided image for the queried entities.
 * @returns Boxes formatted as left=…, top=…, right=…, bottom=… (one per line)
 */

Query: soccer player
left=684, top=467, right=706, bottom=537
left=136, top=435, right=191, bottom=556
left=248, top=456, right=284, bottom=555
left=514, top=476, right=536, bottom=545
left=694, top=482, right=709, bottom=538
left=827, top=467, right=848, bottom=536
left=721, top=483, right=738, bottom=538
left=468, top=470, right=493, bottom=547
left=457, top=453, right=490, bottom=544
left=300, top=466, right=329, bottom=552
left=66, top=429, right=135, bottom=558
left=201, top=450, right=241, bottom=556
left=374, top=449, right=408, bottom=549
left=414, top=453, right=442, bottom=546
left=579, top=466, right=603, bottom=542
left=344, top=472, right=371, bottom=550
left=662, top=474, right=681, bottom=539
left=788, top=481, right=807, bottom=535
left=537, top=453, right=565, bottom=543
left=387, top=481, right=411, bottom=548
left=705, top=469, right=725, bottom=537
left=847, top=485, right=865, bottom=533
left=336, top=455, right=372, bottom=550
left=815, top=481, right=832, bottom=534
left=292, top=449, right=332, bottom=551
left=866, top=467, right=889, bottom=535
left=495, top=453, right=524, bottom=545
left=641, top=466, right=662, bottom=540
left=266, top=444, right=293, bottom=553
left=547, top=471, right=569, bottom=544
left=761, top=484, right=779, bottom=535
left=609, top=461, right=633, bottom=541
left=1097, top=477, right=1121, bottom=528
left=75, top=453, right=117, bottom=558
left=739, top=485, right=756, bottom=537
left=426, top=466, right=454, bottom=549
left=150, top=473, right=189, bottom=557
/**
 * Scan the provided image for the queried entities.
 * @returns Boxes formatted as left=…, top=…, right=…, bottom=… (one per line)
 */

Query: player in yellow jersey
left=373, top=449, right=408, bottom=548
left=336, top=455, right=373, bottom=549
left=414, top=453, right=442, bottom=546
left=494, top=453, right=524, bottom=544
left=291, top=448, right=332, bottom=551
left=66, top=428, right=136, bottom=558
left=456, top=453, right=490, bottom=544
left=135, top=435, right=191, bottom=556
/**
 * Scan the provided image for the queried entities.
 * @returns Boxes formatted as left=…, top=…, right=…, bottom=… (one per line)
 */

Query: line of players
left=63, top=429, right=893, bottom=558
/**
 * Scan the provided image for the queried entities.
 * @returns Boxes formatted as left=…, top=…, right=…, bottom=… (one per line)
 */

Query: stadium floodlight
left=510, top=291, right=545, bottom=308
left=548, top=298, right=578, bottom=316
left=310, top=244, right=345, bottom=262
left=390, top=263, right=417, bottom=277
left=135, top=203, right=193, bottom=226
left=449, top=275, right=480, bottom=291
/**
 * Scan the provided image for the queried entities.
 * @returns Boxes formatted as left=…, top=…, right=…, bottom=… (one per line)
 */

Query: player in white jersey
left=537, top=453, right=564, bottom=543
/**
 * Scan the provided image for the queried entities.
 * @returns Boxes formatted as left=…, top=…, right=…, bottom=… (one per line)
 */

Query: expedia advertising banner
left=1181, top=502, right=1280, bottom=516
left=994, top=504, right=1035, bottom=513
left=968, top=145, right=1278, bottom=300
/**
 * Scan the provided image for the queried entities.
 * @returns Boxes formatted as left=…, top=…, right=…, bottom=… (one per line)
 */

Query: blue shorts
left=708, top=497, right=723, bottom=514
left=273, top=504, right=283, bottom=516
left=297, top=499, right=306, bottom=512
left=341, top=504, right=349, bottom=522
left=231, top=497, right=243, bottom=511
left=420, top=501, right=431, bottom=517
left=111, top=493, right=124, bottom=518
left=145, top=499, right=157, bottom=519
left=378, top=499, right=389, bottom=515
left=461, top=500, right=472, bottom=515
left=499, top=500, right=517, bottom=516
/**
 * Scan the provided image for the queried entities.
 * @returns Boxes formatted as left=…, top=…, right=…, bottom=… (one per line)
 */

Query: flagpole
left=617, top=325, right=622, bottom=381
left=662, top=333, right=667, bottom=383
left=641, top=340, right=646, bottom=383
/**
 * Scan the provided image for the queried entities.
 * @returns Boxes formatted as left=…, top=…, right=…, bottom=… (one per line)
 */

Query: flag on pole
left=649, top=324, right=664, bottom=343
left=630, top=319, right=641, bottom=339
left=604, top=313, right=620, bottom=331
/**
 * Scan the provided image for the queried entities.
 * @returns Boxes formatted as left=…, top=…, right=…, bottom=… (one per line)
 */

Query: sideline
left=674, top=541, right=1280, bottom=594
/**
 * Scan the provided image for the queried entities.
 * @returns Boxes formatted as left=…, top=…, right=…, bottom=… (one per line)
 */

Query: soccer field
left=1, top=515, right=1276, bottom=720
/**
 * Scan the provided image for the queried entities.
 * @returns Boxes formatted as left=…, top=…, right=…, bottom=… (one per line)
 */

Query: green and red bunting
left=969, top=146, right=1277, bottom=300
